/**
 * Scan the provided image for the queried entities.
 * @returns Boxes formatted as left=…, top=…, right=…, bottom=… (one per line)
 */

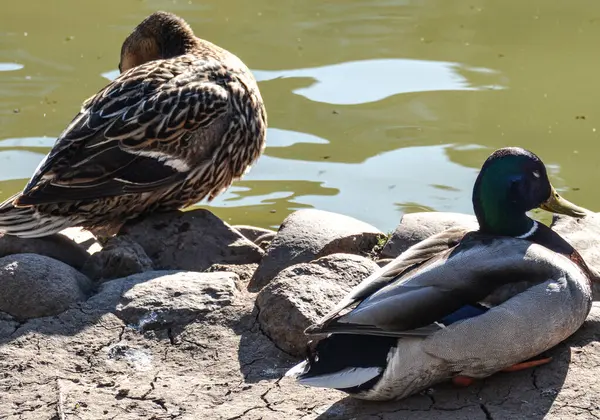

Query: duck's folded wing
left=311, top=237, right=545, bottom=337
left=15, top=61, right=229, bottom=205
left=310, top=227, right=468, bottom=329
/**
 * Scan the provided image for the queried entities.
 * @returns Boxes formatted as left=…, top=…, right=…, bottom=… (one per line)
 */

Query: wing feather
left=309, top=233, right=549, bottom=337
left=16, top=57, right=229, bottom=206
left=310, top=227, right=468, bottom=329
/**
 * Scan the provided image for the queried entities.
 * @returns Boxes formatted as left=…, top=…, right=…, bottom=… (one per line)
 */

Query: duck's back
left=0, top=18, right=267, bottom=238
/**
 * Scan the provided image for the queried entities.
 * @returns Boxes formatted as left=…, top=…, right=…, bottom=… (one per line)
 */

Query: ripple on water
left=0, top=137, right=54, bottom=149
left=103, top=59, right=504, bottom=106
left=0, top=137, right=480, bottom=230
left=0, top=63, right=24, bottom=72
left=0, top=150, right=46, bottom=181
left=267, top=128, right=328, bottom=148
left=253, top=59, right=505, bottom=105
left=210, top=144, right=479, bottom=230
left=101, top=69, right=119, bottom=81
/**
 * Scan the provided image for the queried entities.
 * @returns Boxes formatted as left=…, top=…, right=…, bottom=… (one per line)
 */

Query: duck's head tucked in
left=473, top=147, right=587, bottom=238
left=119, top=11, right=198, bottom=72
left=0, top=11, right=266, bottom=240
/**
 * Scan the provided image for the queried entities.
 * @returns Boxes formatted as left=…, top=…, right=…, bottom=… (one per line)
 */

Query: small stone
left=0, top=253, right=91, bottom=319
left=119, top=209, right=264, bottom=271
left=381, top=212, right=478, bottom=258
left=205, top=263, right=258, bottom=284
left=256, top=254, right=379, bottom=356
left=113, top=271, right=238, bottom=329
left=233, top=225, right=277, bottom=244
left=249, top=209, right=383, bottom=291
left=255, top=233, right=276, bottom=250
left=82, top=236, right=153, bottom=282
left=0, top=233, right=90, bottom=269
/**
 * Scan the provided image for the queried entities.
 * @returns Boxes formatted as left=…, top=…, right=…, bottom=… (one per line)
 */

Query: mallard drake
left=286, top=147, right=595, bottom=401
left=0, top=11, right=266, bottom=238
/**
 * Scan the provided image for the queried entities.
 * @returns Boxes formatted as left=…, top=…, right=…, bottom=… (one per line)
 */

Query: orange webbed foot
left=452, top=375, right=475, bottom=387
left=452, top=356, right=552, bottom=387
left=501, top=357, right=553, bottom=373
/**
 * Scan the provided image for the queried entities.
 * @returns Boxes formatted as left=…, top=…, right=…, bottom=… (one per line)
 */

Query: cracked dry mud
left=1, top=281, right=599, bottom=420
left=2, top=210, right=600, bottom=419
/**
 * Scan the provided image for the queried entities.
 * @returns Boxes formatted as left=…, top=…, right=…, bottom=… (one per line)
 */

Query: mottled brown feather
left=0, top=11, right=266, bottom=238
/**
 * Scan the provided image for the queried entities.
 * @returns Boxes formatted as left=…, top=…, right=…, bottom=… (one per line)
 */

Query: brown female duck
left=0, top=11, right=267, bottom=238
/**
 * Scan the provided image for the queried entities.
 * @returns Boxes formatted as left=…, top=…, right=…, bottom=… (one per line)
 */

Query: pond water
left=2, top=0, right=600, bottom=231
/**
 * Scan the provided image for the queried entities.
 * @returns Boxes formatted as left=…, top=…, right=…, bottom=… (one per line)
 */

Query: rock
left=381, top=212, right=478, bottom=258
left=255, top=232, right=276, bottom=250
left=249, top=209, right=383, bottom=291
left=0, top=270, right=599, bottom=419
left=0, top=253, right=91, bottom=319
left=119, top=209, right=265, bottom=271
left=552, top=212, right=600, bottom=299
left=376, top=258, right=395, bottom=267
left=113, top=271, right=238, bottom=329
left=89, top=270, right=181, bottom=312
left=0, top=312, right=17, bottom=338
left=0, top=233, right=90, bottom=269
left=82, top=236, right=153, bottom=282
left=553, top=212, right=600, bottom=277
left=233, top=225, right=277, bottom=244
left=60, top=227, right=102, bottom=254
left=256, top=254, right=379, bottom=356
left=206, top=263, right=258, bottom=285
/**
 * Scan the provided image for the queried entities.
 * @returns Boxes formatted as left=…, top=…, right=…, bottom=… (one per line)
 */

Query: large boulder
left=101, top=271, right=239, bottom=330
left=0, top=233, right=90, bottom=269
left=249, top=209, right=383, bottom=291
left=381, top=212, right=478, bottom=258
left=552, top=212, right=600, bottom=299
left=81, top=236, right=154, bottom=282
left=256, top=254, right=379, bottom=356
left=118, top=210, right=264, bottom=271
left=553, top=212, right=600, bottom=277
left=0, top=253, right=91, bottom=319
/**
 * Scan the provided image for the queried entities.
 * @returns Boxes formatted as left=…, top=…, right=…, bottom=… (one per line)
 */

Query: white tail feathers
left=285, top=361, right=308, bottom=378
left=294, top=366, right=382, bottom=389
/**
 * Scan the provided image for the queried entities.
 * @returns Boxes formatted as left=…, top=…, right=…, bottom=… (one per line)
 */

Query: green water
left=1, top=0, right=599, bottom=231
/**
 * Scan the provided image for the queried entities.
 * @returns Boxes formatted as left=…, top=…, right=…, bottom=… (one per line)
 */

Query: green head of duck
left=472, top=147, right=588, bottom=237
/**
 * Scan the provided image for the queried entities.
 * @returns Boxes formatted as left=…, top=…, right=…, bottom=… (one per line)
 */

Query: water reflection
left=211, top=143, right=477, bottom=230
left=0, top=150, right=46, bottom=181
left=101, top=69, right=119, bottom=81
left=0, top=63, right=23, bottom=72
left=0, top=133, right=477, bottom=231
left=1, top=0, right=597, bottom=231
left=254, top=59, right=504, bottom=105
left=0, top=136, right=54, bottom=148
left=267, top=128, right=329, bottom=147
